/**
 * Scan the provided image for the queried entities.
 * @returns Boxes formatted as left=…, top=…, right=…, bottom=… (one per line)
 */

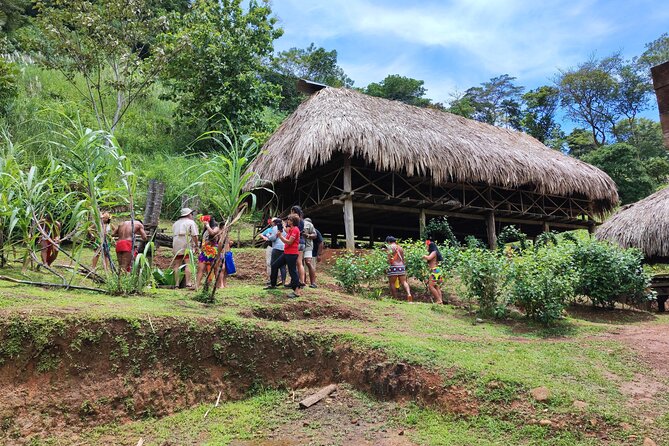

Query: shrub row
left=332, top=231, right=653, bottom=324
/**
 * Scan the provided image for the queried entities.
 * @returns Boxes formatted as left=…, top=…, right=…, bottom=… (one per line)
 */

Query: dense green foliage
left=332, top=231, right=652, bottom=325
left=581, top=143, right=655, bottom=204
left=264, top=43, right=353, bottom=112
left=364, top=74, right=432, bottom=107
left=161, top=0, right=283, bottom=136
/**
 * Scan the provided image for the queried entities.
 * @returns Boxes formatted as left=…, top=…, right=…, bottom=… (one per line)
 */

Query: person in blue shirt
left=259, top=218, right=275, bottom=282
left=265, top=218, right=287, bottom=286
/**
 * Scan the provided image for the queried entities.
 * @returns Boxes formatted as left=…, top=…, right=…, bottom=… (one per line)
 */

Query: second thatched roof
left=596, top=187, right=669, bottom=258
left=252, top=87, right=618, bottom=214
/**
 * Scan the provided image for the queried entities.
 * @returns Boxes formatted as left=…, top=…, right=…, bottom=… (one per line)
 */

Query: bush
left=457, top=247, right=509, bottom=317
left=509, top=243, right=576, bottom=324
left=571, top=238, right=652, bottom=308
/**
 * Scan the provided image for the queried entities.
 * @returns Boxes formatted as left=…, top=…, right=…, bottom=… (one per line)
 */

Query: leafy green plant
left=456, top=247, right=509, bottom=317
left=497, top=225, right=527, bottom=250
left=423, top=216, right=459, bottom=246
left=509, top=243, right=576, bottom=324
left=571, top=237, right=652, bottom=308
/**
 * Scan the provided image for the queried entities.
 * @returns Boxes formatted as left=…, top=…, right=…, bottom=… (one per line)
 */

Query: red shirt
left=283, top=226, right=300, bottom=255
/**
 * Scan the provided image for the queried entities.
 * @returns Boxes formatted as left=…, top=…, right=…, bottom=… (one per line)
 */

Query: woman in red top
left=265, top=213, right=301, bottom=297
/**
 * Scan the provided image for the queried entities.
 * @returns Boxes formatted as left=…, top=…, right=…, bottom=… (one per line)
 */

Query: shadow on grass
left=566, top=304, right=657, bottom=325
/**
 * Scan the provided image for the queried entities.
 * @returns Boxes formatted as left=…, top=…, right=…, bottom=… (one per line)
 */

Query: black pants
left=270, top=248, right=287, bottom=283
left=271, top=253, right=299, bottom=290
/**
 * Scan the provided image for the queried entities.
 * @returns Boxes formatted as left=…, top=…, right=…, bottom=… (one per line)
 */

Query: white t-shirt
left=172, top=218, right=199, bottom=255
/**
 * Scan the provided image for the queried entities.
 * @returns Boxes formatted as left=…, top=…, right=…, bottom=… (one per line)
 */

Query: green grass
left=1, top=247, right=667, bottom=445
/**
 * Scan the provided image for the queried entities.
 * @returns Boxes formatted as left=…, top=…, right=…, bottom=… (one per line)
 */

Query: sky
left=269, top=0, right=668, bottom=118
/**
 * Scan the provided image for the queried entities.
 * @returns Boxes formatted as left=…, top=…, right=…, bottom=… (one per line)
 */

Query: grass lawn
left=0, top=247, right=667, bottom=445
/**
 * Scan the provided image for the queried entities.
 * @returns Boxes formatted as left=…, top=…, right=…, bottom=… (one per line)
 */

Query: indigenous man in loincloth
left=112, top=219, right=148, bottom=272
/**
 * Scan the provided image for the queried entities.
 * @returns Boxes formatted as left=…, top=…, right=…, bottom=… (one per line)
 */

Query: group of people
left=384, top=235, right=444, bottom=305
left=170, top=207, right=235, bottom=290
left=260, top=206, right=323, bottom=298
left=36, top=205, right=445, bottom=304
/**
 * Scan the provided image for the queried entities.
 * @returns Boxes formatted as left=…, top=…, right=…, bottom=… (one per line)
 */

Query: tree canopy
left=264, top=43, right=353, bottom=112
left=364, top=74, right=431, bottom=107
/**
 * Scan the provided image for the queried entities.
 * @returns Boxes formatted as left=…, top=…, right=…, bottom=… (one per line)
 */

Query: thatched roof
left=596, top=187, right=669, bottom=258
left=252, top=87, right=618, bottom=212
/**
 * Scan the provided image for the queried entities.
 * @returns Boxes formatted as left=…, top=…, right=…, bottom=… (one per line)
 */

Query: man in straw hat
left=172, top=207, right=199, bottom=288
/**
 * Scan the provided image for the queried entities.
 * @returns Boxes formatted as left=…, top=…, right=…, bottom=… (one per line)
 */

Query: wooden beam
left=543, top=222, right=550, bottom=233
left=419, top=209, right=426, bottom=238
left=486, top=211, right=497, bottom=249
left=343, top=157, right=355, bottom=251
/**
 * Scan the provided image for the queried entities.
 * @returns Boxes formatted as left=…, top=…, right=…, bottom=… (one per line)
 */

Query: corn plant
left=186, top=121, right=271, bottom=301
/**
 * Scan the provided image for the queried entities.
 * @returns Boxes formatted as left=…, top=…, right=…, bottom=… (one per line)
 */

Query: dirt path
left=600, top=317, right=669, bottom=376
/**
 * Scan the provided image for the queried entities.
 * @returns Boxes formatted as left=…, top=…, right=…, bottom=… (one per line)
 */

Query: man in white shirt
left=171, top=208, right=199, bottom=287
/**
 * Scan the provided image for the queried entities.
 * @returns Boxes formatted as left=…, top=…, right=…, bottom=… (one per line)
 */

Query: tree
left=614, top=118, right=666, bottom=159
left=461, top=75, right=524, bottom=129
left=582, top=143, right=655, bottom=204
left=521, top=86, right=561, bottom=144
left=265, top=43, right=353, bottom=111
left=446, top=91, right=475, bottom=118
left=638, top=33, right=669, bottom=74
left=28, top=0, right=175, bottom=134
left=162, top=0, right=283, bottom=135
left=364, top=74, right=431, bottom=107
left=565, top=128, right=597, bottom=158
left=557, top=55, right=620, bottom=146
left=0, top=0, right=31, bottom=36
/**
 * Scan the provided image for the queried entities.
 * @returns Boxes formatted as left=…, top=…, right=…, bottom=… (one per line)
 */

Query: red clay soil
left=598, top=316, right=669, bottom=376
left=0, top=317, right=477, bottom=444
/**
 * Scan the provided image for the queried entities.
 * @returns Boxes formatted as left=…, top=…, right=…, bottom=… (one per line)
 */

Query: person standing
left=290, top=205, right=306, bottom=288
left=38, top=214, right=61, bottom=267
left=385, top=236, right=412, bottom=302
left=171, top=208, right=199, bottom=287
left=195, top=216, right=220, bottom=290
left=92, top=212, right=113, bottom=271
left=303, top=217, right=318, bottom=288
left=112, top=219, right=148, bottom=272
left=266, top=213, right=301, bottom=298
left=258, top=218, right=276, bottom=283
left=266, top=218, right=287, bottom=286
left=423, top=237, right=444, bottom=304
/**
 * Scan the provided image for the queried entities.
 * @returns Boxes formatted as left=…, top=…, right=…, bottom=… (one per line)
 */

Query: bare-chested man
left=112, top=219, right=148, bottom=272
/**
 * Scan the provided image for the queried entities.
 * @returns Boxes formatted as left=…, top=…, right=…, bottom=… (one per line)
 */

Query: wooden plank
left=343, top=158, right=355, bottom=251
left=299, top=384, right=337, bottom=409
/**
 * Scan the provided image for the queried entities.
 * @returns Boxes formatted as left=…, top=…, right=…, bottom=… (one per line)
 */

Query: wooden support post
left=419, top=209, right=426, bottom=238
left=542, top=222, right=550, bottom=233
left=486, top=211, right=497, bottom=249
left=343, top=157, right=355, bottom=251
left=368, top=226, right=375, bottom=248
left=587, top=223, right=595, bottom=235
left=331, top=233, right=338, bottom=248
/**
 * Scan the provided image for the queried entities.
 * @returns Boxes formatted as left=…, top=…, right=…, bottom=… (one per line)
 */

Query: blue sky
left=270, top=0, right=668, bottom=117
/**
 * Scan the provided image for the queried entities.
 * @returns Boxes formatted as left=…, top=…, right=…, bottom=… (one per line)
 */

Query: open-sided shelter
left=251, top=83, right=619, bottom=249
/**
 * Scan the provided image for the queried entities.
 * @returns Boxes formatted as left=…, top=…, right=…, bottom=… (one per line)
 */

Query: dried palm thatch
left=251, top=87, right=618, bottom=214
left=596, top=187, right=669, bottom=258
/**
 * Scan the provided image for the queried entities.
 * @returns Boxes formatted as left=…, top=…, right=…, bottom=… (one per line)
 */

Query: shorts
left=116, top=239, right=133, bottom=253
left=298, top=243, right=305, bottom=252
left=304, top=250, right=313, bottom=259
left=430, top=267, right=444, bottom=285
left=387, top=265, right=406, bottom=276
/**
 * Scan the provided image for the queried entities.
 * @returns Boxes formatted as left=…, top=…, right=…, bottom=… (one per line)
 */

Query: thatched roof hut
left=252, top=86, right=618, bottom=248
left=596, top=187, right=669, bottom=260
